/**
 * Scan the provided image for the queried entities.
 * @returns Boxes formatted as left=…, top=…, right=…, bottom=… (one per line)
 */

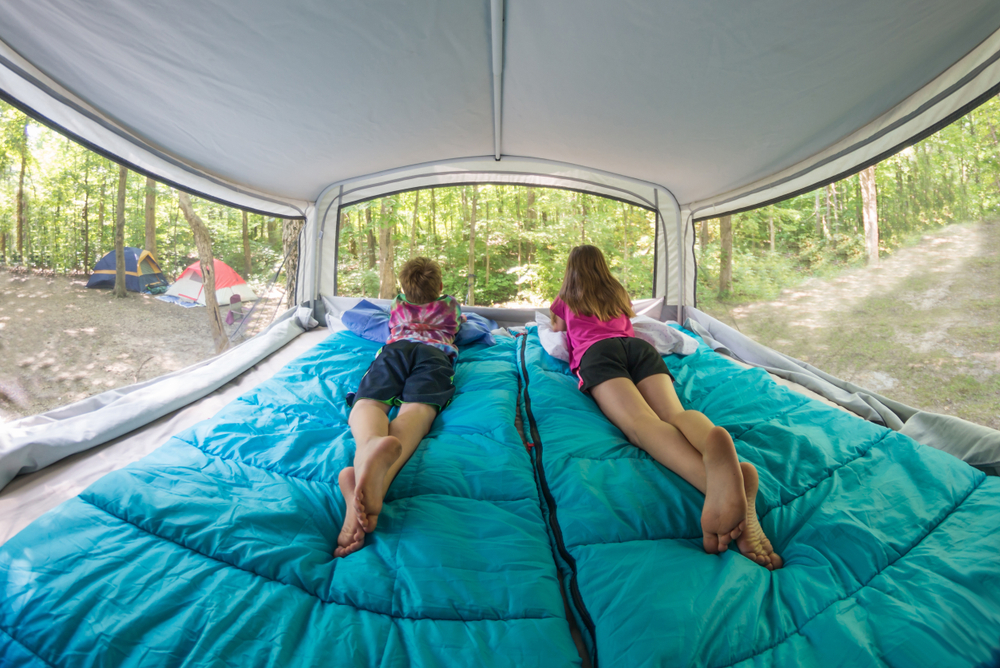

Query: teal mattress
left=0, top=332, right=581, bottom=667
left=516, top=326, right=1000, bottom=667
left=3, top=326, right=1000, bottom=667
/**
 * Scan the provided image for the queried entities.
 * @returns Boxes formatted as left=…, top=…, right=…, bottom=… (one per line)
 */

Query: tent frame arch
left=305, top=156, right=693, bottom=322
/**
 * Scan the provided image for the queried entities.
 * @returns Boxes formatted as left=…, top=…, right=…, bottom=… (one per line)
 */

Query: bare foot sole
left=354, top=435, right=402, bottom=534
left=335, top=468, right=365, bottom=557
left=736, top=462, right=783, bottom=570
left=700, top=426, right=747, bottom=554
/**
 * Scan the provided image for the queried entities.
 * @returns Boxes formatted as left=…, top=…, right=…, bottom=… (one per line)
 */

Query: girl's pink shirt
left=550, top=297, right=634, bottom=372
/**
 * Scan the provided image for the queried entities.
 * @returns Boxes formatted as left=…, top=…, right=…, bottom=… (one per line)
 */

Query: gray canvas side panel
left=0, top=305, right=317, bottom=492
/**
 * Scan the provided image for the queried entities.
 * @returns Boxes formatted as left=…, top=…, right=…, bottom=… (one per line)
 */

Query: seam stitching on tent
left=0, top=625, right=56, bottom=668
left=759, top=430, right=891, bottom=521
left=76, top=495, right=559, bottom=623
left=714, top=474, right=986, bottom=668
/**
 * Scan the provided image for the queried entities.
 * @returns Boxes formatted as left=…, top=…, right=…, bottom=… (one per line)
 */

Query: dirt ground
left=704, top=220, right=1000, bottom=430
left=0, top=271, right=288, bottom=422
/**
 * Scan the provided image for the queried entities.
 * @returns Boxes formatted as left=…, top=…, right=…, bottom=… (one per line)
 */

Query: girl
left=549, top=245, right=781, bottom=569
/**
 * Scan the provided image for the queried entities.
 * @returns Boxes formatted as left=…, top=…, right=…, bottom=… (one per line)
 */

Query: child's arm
left=549, top=297, right=568, bottom=332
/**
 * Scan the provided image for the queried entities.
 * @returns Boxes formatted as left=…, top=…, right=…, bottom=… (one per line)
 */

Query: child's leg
left=348, top=399, right=402, bottom=535
left=590, top=377, right=743, bottom=554
left=354, top=402, right=437, bottom=534
left=636, top=374, right=782, bottom=569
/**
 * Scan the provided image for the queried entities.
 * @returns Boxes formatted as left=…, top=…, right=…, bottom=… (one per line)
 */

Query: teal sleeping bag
left=0, top=332, right=582, bottom=667
left=517, top=327, right=1000, bottom=668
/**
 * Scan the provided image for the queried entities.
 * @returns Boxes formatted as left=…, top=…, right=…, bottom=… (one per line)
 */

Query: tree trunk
left=860, top=166, right=880, bottom=267
left=345, top=211, right=357, bottom=257
left=718, top=215, right=733, bottom=296
left=178, top=192, right=229, bottom=353
left=16, top=118, right=28, bottom=262
left=824, top=185, right=833, bottom=234
left=282, top=217, right=305, bottom=305
left=98, top=175, right=107, bottom=256
left=621, top=203, right=629, bottom=291
left=267, top=218, right=278, bottom=244
left=516, top=189, right=522, bottom=265
left=466, top=186, right=478, bottom=305
left=700, top=218, right=708, bottom=253
left=377, top=198, right=396, bottom=298
left=82, top=157, right=91, bottom=273
left=144, top=177, right=157, bottom=256
left=484, top=201, right=490, bottom=286
left=242, top=210, right=252, bottom=275
left=113, top=165, right=128, bottom=298
left=365, top=207, right=376, bottom=269
left=430, top=189, right=437, bottom=239
left=409, top=190, right=420, bottom=256
left=525, top=188, right=536, bottom=264
left=813, top=190, right=822, bottom=238
left=768, top=213, right=775, bottom=252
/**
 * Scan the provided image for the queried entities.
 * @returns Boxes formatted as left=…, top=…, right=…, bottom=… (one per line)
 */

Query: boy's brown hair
left=558, top=245, right=635, bottom=321
left=398, top=257, right=443, bottom=304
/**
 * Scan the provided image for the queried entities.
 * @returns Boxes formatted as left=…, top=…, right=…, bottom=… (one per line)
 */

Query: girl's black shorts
left=575, top=336, right=673, bottom=393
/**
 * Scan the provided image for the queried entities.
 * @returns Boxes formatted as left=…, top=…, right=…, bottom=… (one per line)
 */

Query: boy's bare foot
left=335, top=468, right=365, bottom=558
left=736, top=462, right=783, bottom=570
left=700, top=426, right=747, bottom=554
left=354, top=435, right=402, bottom=534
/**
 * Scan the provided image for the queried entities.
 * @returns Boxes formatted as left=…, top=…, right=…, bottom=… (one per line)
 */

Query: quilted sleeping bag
left=516, top=326, right=1000, bottom=668
left=0, top=332, right=583, bottom=667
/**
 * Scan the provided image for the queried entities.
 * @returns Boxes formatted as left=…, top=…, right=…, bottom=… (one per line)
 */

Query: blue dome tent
left=85, top=247, right=169, bottom=293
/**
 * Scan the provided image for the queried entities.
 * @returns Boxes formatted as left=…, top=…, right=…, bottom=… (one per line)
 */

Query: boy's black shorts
left=576, top=336, right=673, bottom=393
left=348, top=340, right=456, bottom=411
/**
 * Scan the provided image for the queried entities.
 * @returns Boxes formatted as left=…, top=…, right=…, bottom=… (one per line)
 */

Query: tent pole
left=672, top=194, right=685, bottom=327
left=490, top=0, right=505, bottom=160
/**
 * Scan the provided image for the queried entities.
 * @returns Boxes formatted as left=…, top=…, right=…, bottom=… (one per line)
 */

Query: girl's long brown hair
left=558, top=245, right=635, bottom=321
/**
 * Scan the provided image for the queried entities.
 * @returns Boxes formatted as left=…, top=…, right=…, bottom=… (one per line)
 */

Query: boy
left=336, top=257, right=464, bottom=557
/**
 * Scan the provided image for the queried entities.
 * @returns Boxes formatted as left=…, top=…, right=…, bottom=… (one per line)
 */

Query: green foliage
left=337, top=186, right=655, bottom=306
left=4, top=92, right=1000, bottom=310
left=696, top=96, right=1000, bottom=308
left=0, top=99, right=285, bottom=287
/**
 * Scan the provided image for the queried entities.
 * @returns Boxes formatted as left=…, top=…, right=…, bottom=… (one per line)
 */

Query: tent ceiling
left=2, top=1, right=1000, bottom=215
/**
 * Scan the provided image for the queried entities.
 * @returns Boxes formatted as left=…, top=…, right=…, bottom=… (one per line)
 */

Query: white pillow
left=532, top=311, right=699, bottom=362
left=534, top=311, right=571, bottom=362
left=631, top=315, right=700, bottom=356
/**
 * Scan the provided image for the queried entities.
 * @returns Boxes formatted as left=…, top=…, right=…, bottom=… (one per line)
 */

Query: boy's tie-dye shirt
left=387, top=294, right=464, bottom=358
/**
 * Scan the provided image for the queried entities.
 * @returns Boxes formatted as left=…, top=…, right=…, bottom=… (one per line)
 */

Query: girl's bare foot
left=736, top=462, right=783, bottom=570
left=354, top=436, right=402, bottom=534
left=700, top=426, right=747, bottom=554
left=335, top=468, right=365, bottom=557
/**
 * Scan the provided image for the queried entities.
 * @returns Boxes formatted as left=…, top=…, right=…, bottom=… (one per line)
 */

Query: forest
left=2, top=95, right=1000, bottom=311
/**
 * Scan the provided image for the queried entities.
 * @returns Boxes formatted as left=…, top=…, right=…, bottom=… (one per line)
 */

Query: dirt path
left=705, top=221, right=1000, bottom=430
left=0, top=272, right=215, bottom=421
left=0, top=271, right=290, bottom=422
